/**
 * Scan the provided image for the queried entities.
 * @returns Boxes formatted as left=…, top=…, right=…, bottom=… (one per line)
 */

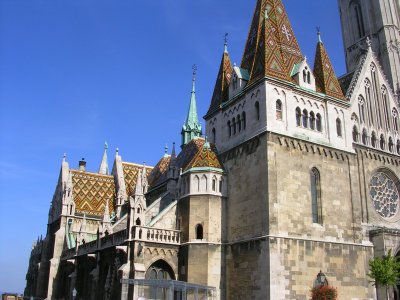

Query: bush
left=311, top=285, right=338, bottom=300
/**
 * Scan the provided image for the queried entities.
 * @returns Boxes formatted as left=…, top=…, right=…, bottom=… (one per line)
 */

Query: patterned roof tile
left=122, top=163, right=153, bottom=197
left=148, top=156, right=171, bottom=188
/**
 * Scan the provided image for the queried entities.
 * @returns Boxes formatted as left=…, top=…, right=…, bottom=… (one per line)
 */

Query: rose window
left=369, top=172, right=399, bottom=219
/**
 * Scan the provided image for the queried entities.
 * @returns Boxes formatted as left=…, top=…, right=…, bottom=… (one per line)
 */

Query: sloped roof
left=241, top=0, right=303, bottom=84
left=71, top=170, right=115, bottom=217
left=184, top=141, right=223, bottom=171
left=148, top=156, right=171, bottom=188
left=313, top=41, right=346, bottom=100
left=122, top=162, right=153, bottom=197
left=206, top=51, right=233, bottom=117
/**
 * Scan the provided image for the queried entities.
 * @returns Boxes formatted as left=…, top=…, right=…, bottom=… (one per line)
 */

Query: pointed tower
left=206, top=35, right=233, bottom=117
left=313, top=31, right=346, bottom=100
left=98, top=142, right=109, bottom=175
left=181, top=65, right=202, bottom=149
left=241, top=0, right=303, bottom=84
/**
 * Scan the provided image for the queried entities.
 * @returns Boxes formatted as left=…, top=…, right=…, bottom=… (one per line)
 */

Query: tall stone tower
left=338, top=0, right=400, bottom=101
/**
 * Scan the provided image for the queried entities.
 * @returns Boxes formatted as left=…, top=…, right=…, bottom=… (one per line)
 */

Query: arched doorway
left=145, top=260, right=175, bottom=300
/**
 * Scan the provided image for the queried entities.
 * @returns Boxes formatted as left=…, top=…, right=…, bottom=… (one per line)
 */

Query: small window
left=136, top=218, right=141, bottom=226
left=362, top=129, right=368, bottom=145
left=310, top=168, right=322, bottom=224
left=219, top=179, right=223, bottom=193
left=309, top=112, right=315, bottom=130
left=237, top=114, right=241, bottom=132
left=389, top=138, right=394, bottom=153
left=302, top=109, right=308, bottom=128
left=195, top=224, right=203, bottom=240
left=371, top=132, right=377, bottom=148
left=307, top=71, right=311, bottom=84
left=227, top=121, right=231, bottom=137
left=242, top=112, right=246, bottom=130
left=380, top=135, right=385, bottom=150
left=352, top=126, right=359, bottom=142
left=336, top=118, right=342, bottom=137
left=316, top=114, right=322, bottom=132
left=212, top=178, right=217, bottom=191
left=232, top=118, right=236, bottom=134
left=276, top=100, right=282, bottom=120
left=393, top=108, right=399, bottom=132
left=296, top=107, right=301, bottom=127
left=255, top=101, right=260, bottom=121
left=303, top=69, right=307, bottom=83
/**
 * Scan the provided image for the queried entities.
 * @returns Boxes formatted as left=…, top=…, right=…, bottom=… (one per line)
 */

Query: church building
left=25, top=0, right=400, bottom=299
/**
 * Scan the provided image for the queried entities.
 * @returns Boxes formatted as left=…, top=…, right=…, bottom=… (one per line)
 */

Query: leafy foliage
left=311, top=285, right=338, bottom=300
left=368, top=250, right=400, bottom=288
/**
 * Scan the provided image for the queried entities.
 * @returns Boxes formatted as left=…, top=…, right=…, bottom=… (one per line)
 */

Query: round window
left=369, top=172, right=399, bottom=219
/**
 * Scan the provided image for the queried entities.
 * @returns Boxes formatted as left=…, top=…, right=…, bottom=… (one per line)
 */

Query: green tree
left=368, top=250, right=400, bottom=299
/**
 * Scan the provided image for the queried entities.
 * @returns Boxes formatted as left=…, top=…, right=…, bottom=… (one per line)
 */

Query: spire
left=102, top=200, right=110, bottom=224
left=171, top=142, right=176, bottom=159
left=99, top=142, right=109, bottom=175
left=313, top=30, right=346, bottom=100
left=181, top=65, right=202, bottom=148
left=135, top=169, right=143, bottom=195
left=206, top=38, right=233, bottom=117
left=240, top=0, right=303, bottom=84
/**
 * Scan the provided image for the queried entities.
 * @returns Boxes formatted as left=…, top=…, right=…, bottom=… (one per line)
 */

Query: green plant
left=368, top=249, right=400, bottom=299
left=311, top=285, right=338, bottom=300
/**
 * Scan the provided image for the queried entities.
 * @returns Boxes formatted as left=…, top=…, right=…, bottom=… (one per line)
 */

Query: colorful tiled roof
left=175, top=138, right=205, bottom=171
left=122, top=162, right=153, bottom=197
left=184, top=141, right=223, bottom=171
left=148, top=156, right=171, bottom=188
left=314, top=40, right=346, bottom=100
left=241, top=0, right=303, bottom=84
left=71, top=170, right=115, bottom=217
left=206, top=51, right=233, bottom=117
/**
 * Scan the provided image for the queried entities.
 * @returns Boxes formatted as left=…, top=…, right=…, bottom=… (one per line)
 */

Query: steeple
left=181, top=65, right=202, bottom=149
left=206, top=35, right=233, bottom=117
left=313, top=30, right=346, bottom=100
left=98, top=142, right=109, bottom=175
left=240, top=0, right=303, bottom=84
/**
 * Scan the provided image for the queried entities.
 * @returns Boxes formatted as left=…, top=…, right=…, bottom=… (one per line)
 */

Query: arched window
left=232, top=118, right=236, bottom=134
left=380, top=134, right=385, bottom=150
left=358, top=96, right=366, bottom=124
left=303, top=69, right=307, bottom=83
left=302, top=109, right=308, bottom=128
left=212, top=176, right=217, bottom=191
left=362, top=129, right=368, bottom=145
left=316, top=114, right=322, bottom=132
left=397, top=140, right=400, bottom=155
left=352, top=126, right=359, bottom=142
left=237, top=114, right=241, bottom=132
left=296, top=107, right=301, bottom=127
left=276, top=100, right=282, bottom=120
left=195, top=224, right=203, bottom=240
left=388, top=138, right=394, bottom=153
left=310, top=168, right=322, bottom=224
left=381, top=86, right=390, bottom=130
left=212, top=128, right=216, bottom=143
left=227, top=121, right=231, bottom=137
left=371, top=132, right=377, bottom=148
left=336, top=118, right=342, bottom=137
left=350, top=0, right=365, bottom=39
left=242, top=111, right=246, bottom=130
left=309, top=112, right=316, bottom=130
left=307, top=71, right=311, bottom=84
left=145, top=259, right=175, bottom=299
left=136, top=218, right=141, bottom=226
left=393, top=108, right=399, bottom=132
left=201, top=175, right=208, bottom=192
left=255, top=101, right=260, bottom=121
left=194, top=175, right=200, bottom=192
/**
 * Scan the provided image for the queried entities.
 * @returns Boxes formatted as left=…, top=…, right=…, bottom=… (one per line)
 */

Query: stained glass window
left=369, top=172, right=399, bottom=219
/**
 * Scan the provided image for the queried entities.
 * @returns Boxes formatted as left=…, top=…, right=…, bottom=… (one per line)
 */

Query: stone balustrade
left=132, top=226, right=180, bottom=245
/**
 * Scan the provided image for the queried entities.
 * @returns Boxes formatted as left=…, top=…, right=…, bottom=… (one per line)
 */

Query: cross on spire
left=316, top=26, right=322, bottom=43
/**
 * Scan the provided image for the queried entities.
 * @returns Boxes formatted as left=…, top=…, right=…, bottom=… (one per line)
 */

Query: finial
left=116, top=147, right=119, bottom=154
left=224, top=33, right=229, bottom=53
left=164, top=144, right=168, bottom=154
left=63, top=153, right=67, bottom=162
left=104, top=141, right=108, bottom=150
left=317, top=27, right=322, bottom=43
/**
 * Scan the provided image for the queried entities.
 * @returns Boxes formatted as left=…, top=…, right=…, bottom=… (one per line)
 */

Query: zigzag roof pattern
left=184, top=141, right=222, bottom=171
left=71, top=170, right=115, bottom=217
left=314, top=40, right=346, bottom=100
left=147, top=156, right=171, bottom=188
left=206, top=51, right=233, bottom=117
left=241, top=0, right=303, bottom=84
left=122, top=162, right=153, bottom=197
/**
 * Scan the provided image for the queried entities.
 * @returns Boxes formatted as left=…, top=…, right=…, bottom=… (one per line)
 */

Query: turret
left=98, top=142, right=109, bottom=175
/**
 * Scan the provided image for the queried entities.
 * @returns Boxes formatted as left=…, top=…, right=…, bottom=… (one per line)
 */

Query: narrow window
left=195, top=224, right=203, bottom=240
left=232, top=118, right=236, bottom=134
left=393, top=109, right=399, bottom=132
left=237, top=114, right=241, bottom=132
left=227, top=121, right=231, bottom=137
left=296, top=107, right=301, bottom=126
left=136, top=218, right=141, bottom=226
left=307, top=71, right=311, bottom=84
left=303, top=70, right=307, bottom=83
left=358, top=96, right=366, bottom=124
left=276, top=100, right=282, bottom=120
left=309, top=112, right=315, bottom=130
left=380, top=135, right=385, bottom=150
left=397, top=140, right=400, bottom=155
left=362, top=129, right=368, bottom=145
left=371, top=132, right=377, bottom=148
left=194, top=175, right=200, bottom=192
left=219, top=179, right=223, bottom=193
left=310, top=168, right=322, bottom=224
left=316, top=114, right=322, bottom=132
left=336, top=118, right=342, bottom=137
left=352, top=126, right=359, bottom=142
left=212, top=177, right=217, bottom=191
left=255, top=101, right=260, bottom=121
left=242, top=112, right=246, bottom=130
left=389, top=138, right=394, bottom=153
left=212, top=128, right=216, bottom=144
left=302, top=109, right=308, bottom=128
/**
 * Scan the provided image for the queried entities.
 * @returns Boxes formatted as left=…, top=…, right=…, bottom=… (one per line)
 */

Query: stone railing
left=132, top=226, right=180, bottom=245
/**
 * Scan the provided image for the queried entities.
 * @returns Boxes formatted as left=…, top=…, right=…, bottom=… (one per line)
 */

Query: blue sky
left=0, top=0, right=345, bottom=293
